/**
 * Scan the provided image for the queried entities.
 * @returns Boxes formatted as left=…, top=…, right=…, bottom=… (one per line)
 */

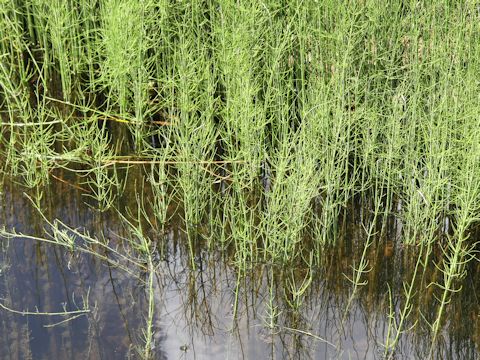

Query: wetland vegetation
left=1, top=1, right=480, bottom=359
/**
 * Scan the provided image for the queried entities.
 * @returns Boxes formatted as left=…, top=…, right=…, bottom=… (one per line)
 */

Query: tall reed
left=1, top=3, right=480, bottom=354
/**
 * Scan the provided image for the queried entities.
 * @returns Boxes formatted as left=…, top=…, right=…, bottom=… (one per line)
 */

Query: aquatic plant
left=0, top=2, right=480, bottom=358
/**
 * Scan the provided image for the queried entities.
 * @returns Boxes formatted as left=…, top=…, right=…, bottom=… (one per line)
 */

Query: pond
left=1, top=175, right=479, bottom=360
left=2, top=3, right=480, bottom=359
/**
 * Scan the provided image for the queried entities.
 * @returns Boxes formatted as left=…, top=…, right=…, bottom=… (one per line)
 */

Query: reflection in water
left=0, top=177, right=479, bottom=359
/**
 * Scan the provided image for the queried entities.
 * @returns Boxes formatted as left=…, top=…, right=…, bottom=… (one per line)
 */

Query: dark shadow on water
left=0, top=176, right=479, bottom=360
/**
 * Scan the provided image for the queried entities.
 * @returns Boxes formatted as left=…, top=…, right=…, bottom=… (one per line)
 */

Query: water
left=0, top=176, right=479, bottom=359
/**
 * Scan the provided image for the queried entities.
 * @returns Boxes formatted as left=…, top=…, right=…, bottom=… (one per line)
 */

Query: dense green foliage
left=1, top=1, right=480, bottom=357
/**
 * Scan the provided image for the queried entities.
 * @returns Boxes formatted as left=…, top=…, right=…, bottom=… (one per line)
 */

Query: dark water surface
left=0, top=176, right=479, bottom=360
